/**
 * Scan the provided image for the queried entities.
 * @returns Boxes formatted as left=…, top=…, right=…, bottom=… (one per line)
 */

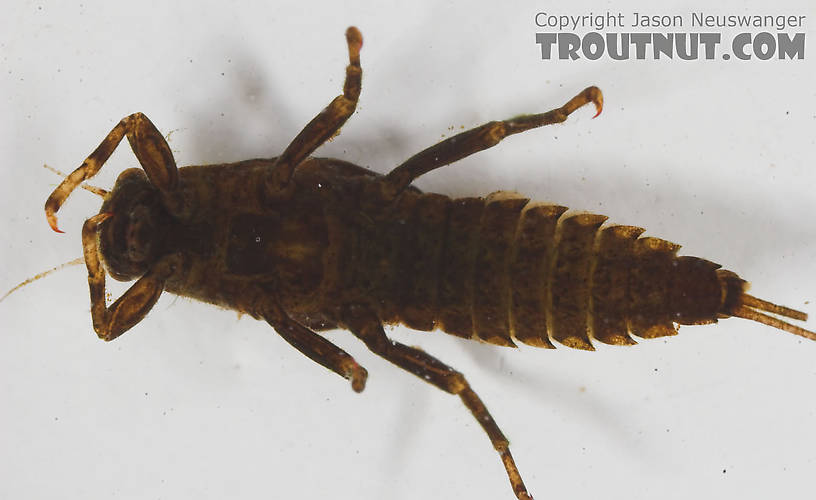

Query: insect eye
left=125, top=205, right=154, bottom=263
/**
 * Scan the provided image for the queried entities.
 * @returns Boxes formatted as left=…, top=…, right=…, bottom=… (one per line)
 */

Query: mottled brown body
left=41, top=27, right=813, bottom=500
left=339, top=188, right=730, bottom=351
left=114, top=157, right=734, bottom=354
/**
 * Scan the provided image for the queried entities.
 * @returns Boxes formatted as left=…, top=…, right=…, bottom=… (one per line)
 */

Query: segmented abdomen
left=356, top=190, right=722, bottom=350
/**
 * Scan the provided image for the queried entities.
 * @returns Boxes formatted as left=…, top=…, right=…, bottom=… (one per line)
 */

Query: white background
left=1, top=1, right=815, bottom=499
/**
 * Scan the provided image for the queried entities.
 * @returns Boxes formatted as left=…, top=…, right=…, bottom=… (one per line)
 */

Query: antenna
left=0, top=257, right=85, bottom=303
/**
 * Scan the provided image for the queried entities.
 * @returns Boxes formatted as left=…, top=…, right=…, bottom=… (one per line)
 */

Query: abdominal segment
left=357, top=190, right=716, bottom=350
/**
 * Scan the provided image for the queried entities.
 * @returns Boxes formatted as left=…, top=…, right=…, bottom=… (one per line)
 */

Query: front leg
left=45, top=112, right=183, bottom=232
left=82, top=213, right=180, bottom=341
left=264, top=26, right=363, bottom=198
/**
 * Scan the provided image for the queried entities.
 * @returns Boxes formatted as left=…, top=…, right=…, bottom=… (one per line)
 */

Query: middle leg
left=262, top=301, right=368, bottom=393
left=264, top=26, right=363, bottom=198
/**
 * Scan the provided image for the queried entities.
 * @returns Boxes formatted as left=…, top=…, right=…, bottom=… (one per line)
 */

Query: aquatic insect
left=39, top=27, right=814, bottom=500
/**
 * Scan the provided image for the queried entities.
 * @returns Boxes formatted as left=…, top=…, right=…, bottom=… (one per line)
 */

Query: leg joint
left=480, top=121, right=507, bottom=148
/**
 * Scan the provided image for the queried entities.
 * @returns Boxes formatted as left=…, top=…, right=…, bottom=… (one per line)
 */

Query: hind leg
left=342, top=305, right=533, bottom=500
left=374, top=86, right=602, bottom=203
